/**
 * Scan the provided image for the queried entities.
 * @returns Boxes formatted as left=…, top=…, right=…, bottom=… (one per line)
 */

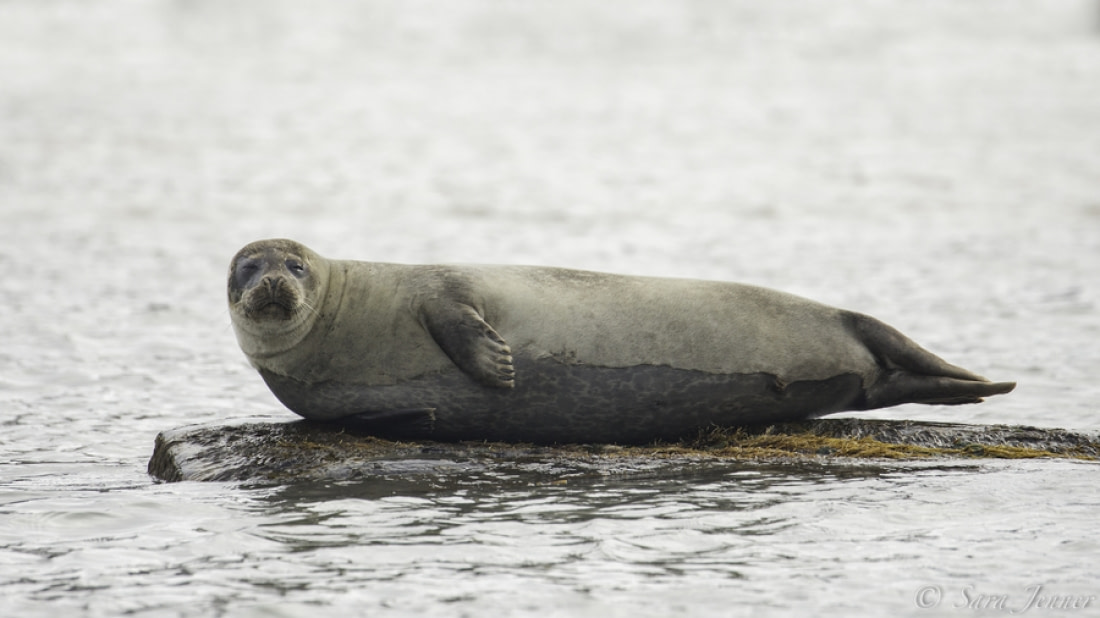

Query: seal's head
left=228, top=239, right=329, bottom=360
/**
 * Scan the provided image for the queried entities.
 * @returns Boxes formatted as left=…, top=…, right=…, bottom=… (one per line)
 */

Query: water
left=2, top=1, right=1099, bottom=615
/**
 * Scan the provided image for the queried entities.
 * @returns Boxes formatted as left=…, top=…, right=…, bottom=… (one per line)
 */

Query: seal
left=227, top=238, right=1016, bottom=444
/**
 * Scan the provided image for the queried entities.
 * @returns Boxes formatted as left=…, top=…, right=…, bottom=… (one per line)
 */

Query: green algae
left=670, top=426, right=1096, bottom=461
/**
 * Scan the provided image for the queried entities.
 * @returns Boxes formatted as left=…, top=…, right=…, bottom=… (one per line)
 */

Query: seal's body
left=228, top=239, right=1016, bottom=444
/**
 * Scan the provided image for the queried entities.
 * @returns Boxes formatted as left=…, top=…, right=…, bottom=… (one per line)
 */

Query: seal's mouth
left=246, top=299, right=295, bottom=320
left=241, top=278, right=300, bottom=321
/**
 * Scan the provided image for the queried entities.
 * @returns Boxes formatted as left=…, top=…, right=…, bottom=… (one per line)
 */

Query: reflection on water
left=2, top=0, right=1099, bottom=616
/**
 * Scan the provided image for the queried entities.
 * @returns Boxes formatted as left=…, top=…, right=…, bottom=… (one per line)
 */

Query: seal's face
left=227, top=239, right=325, bottom=338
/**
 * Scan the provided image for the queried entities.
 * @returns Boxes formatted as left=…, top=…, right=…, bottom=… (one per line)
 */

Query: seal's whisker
left=296, top=299, right=321, bottom=319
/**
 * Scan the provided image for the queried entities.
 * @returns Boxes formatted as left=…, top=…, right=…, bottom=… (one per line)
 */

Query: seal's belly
left=261, top=358, right=866, bottom=444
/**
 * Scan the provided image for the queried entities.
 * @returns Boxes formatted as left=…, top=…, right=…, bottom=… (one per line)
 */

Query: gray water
left=2, top=1, right=1100, bottom=616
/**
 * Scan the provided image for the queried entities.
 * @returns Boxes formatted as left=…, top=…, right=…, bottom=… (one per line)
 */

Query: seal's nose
left=261, top=275, right=282, bottom=294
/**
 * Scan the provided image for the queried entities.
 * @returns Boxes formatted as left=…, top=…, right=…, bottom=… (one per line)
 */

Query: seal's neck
left=234, top=317, right=312, bottom=364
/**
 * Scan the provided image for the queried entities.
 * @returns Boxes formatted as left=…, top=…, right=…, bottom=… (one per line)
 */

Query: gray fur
left=228, top=239, right=1016, bottom=444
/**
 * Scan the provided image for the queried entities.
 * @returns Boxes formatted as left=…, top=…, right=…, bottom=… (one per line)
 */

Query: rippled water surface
left=2, top=1, right=1099, bottom=616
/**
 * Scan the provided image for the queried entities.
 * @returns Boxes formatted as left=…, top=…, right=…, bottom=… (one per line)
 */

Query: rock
left=147, top=419, right=1100, bottom=485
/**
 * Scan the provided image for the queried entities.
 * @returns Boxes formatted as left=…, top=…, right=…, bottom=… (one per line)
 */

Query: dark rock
left=148, top=418, right=1100, bottom=485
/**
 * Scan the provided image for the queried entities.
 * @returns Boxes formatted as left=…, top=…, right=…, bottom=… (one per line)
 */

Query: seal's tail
left=848, top=312, right=1017, bottom=409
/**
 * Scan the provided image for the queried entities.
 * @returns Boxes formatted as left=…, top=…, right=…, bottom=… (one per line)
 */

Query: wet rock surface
left=148, top=418, right=1100, bottom=484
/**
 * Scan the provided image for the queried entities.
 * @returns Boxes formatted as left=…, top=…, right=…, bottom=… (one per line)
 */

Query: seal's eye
left=231, top=260, right=265, bottom=297
left=235, top=260, right=260, bottom=283
left=286, top=260, right=307, bottom=277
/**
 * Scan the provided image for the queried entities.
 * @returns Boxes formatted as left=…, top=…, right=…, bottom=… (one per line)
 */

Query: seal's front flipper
left=420, top=303, right=516, bottom=389
left=864, top=373, right=1016, bottom=409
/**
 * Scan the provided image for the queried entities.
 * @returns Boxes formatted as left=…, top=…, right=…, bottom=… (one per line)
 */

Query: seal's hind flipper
left=864, top=373, right=1016, bottom=409
left=847, top=312, right=991, bottom=382
left=420, top=302, right=516, bottom=389
left=846, top=311, right=1016, bottom=409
